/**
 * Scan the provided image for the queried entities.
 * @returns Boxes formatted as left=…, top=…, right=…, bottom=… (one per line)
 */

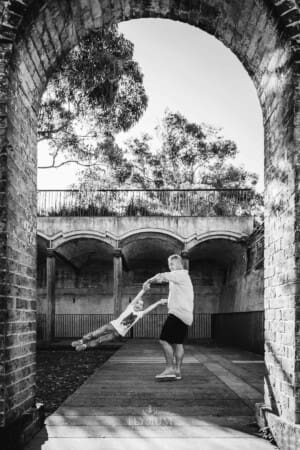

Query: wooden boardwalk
left=25, top=340, right=275, bottom=450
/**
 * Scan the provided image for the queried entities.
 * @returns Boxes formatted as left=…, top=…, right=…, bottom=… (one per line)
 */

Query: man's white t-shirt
left=158, top=269, right=194, bottom=326
left=110, top=303, right=144, bottom=336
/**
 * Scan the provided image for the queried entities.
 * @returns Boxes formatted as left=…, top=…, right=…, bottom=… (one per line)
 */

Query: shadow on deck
left=25, top=340, right=275, bottom=450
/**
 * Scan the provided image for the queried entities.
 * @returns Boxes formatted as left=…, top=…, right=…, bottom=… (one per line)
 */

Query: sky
left=37, top=19, right=264, bottom=191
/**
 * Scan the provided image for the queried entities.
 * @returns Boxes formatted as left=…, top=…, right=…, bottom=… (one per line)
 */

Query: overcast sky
left=37, top=19, right=264, bottom=191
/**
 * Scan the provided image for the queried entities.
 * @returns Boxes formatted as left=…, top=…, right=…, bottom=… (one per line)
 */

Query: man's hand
left=160, top=299, right=168, bottom=305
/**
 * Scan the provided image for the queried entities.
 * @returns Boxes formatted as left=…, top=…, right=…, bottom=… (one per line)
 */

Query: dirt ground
left=36, top=347, right=117, bottom=417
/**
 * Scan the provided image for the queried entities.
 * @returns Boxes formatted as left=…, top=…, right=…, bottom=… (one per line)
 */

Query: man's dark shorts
left=160, top=313, right=188, bottom=344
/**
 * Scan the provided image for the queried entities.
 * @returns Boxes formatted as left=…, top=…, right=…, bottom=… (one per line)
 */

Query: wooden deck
left=25, top=340, right=275, bottom=450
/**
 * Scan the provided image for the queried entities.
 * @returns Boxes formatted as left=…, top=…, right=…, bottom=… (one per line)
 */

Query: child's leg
left=76, top=332, right=116, bottom=351
left=72, top=323, right=113, bottom=348
left=82, top=323, right=112, bottom=342
left=90, top=331, right=118, bottom=346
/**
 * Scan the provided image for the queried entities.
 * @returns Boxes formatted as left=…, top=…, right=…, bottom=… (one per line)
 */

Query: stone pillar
left=181, top=251, right=190, bottom=271
left=113, top=249, right=123, bottom=317
left=46, top=249, right=56, bottom=341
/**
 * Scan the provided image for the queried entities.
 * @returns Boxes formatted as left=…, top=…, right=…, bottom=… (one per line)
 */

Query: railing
left=37, top=313, right=212, bottom=339
left=37, top=189, right=254, bottom=217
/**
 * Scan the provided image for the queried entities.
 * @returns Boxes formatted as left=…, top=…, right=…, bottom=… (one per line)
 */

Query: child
left=71, top=287, right=167, bottom=351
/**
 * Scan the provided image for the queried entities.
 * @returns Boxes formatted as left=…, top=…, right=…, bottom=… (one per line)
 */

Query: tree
left=73, top=110, right=263, bottom=219
left=38, top=25, right=148, bottom=170
left=76, top=110, right=259, bottom=190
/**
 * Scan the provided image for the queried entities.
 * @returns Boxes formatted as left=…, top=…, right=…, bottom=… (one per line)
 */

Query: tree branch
left=38, top=160, right=106, bottom=170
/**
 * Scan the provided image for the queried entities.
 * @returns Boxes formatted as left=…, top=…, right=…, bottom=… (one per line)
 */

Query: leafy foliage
left=38, top=25, right=148, bottom=169
left=76, top=110, right=259, bottom=191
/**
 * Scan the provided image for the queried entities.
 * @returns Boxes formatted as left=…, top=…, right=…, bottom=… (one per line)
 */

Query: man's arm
left=149, top=272, right=180, bottom=285
left=142, top=299, right=167, bottom=316
left=143, top=273, right=166, bottom=290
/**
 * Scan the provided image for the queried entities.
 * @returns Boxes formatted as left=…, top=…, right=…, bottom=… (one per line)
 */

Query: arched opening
left=1, top=0, right=300, bottom=444
left=189, top=237, right=264, bottom=354
left=37, top=237, right=115, bottom=340
left=189, top=238, right=246, bottom=313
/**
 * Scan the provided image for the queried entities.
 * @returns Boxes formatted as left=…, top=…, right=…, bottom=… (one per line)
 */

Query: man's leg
left=174, top=344, right=184, bottom=379
left=160, top=339, right=174, bottom=369
left=155, top=339, right=176, bottom=379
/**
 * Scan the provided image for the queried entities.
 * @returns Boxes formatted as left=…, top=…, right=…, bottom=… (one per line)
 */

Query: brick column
left=0, top=41, right=43, bottom=442
left=46, top=249, right=56, bottom=341
left=255, top=56, right=300, bottom=448
left=113, top=249, right=123, bottom=317
left=181, top=251, right=190, bottom=271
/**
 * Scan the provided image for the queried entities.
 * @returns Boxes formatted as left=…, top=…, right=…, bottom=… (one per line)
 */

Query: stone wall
left=37, top=216, right=254, bottom=247
left=220, top=227, right=264, bottom=313
left=212, top=227, right=265, bottom=354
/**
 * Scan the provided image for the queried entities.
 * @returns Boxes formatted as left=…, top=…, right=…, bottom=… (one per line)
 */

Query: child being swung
left=72, top=286, right=166, bottom=351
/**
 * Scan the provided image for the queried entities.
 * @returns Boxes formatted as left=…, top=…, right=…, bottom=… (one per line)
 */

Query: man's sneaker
left=76, top=343, right=87, bottom=352
left=155, top=369, right=176, bottom=381
left=175, top=371, right=182, bottom=380
left=71, top=339, right=83, bottom=347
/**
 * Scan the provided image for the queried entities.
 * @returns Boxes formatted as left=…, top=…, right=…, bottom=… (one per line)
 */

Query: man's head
left=168, top=254, right=184, bottom=271
left=133, top=298, right=144, bottom=311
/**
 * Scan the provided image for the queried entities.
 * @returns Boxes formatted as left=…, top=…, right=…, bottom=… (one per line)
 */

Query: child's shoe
left=71, top=339, right=83, bottom=347
left=76, top=343, right=87, bottom=352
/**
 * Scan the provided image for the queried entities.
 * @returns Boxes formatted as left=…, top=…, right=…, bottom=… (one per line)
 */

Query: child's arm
left=130, top=285, right=150, bottom=306
left=141, top=299, right=167, bottom=316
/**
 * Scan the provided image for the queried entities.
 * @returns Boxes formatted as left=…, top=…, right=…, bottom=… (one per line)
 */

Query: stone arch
left=119, top=228, right=184, bottom=247
left=185, top=230, right=248, bottom=252
left=120, top=229, right=184, bottom=270
left=1, top=0, right=300, bottom=442
left=53, top=236, right=115, bottom=268
left=188, top=236, right=246, bottom=266
left=51, top=230, right=117, bottom=251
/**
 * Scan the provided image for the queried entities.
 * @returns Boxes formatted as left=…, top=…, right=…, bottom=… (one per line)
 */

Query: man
left=143, top=254, right=194, bottom=381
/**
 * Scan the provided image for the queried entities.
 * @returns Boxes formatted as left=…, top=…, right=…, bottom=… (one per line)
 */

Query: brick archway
left=1, top=1, right=300, bottom=447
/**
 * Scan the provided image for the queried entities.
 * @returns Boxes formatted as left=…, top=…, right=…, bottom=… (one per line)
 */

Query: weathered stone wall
left=191, top=262, right=224, bottom=313
left=220, top=228, right=264, bottom=313
left=37, top=216, right=253, bottom=249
